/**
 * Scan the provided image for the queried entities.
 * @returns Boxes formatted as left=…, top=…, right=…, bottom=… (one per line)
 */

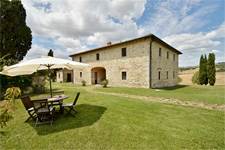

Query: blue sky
left=22, top=0, right=225, bottom=67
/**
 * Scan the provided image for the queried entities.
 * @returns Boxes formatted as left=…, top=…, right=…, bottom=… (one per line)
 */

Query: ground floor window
left=173, top=71, right=175, bottom=79
left=166, top=71, right=169, bottom=79
left=80, top=72, right=82, bottom=78
left=158, top=71, right=161, bottom=80
left=122, top=72, right=127, bottom=80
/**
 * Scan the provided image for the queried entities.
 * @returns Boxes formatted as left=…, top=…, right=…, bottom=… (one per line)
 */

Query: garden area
left=0, top=83, right=224, bottom=149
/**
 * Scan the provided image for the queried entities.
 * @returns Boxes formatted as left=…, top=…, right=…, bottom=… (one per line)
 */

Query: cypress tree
left=199, top=55, right=204, bottom=85
left=48, top=49, right=54, bottom=57
left=204, top=54, right=208, bottom=85
left=208, top=53, right=216, bottom=86
left=0, top=0, right=32, bottom=63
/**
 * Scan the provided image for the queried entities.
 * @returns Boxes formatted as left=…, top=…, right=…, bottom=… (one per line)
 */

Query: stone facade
left=56, top=69, right=73, bottom=83
left=69, top=34, right=181, bottom=88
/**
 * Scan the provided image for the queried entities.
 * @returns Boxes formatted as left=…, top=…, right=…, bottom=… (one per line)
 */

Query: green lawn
left=96, top=85, right=225, bottom=105
left=1, top=83, right=224, bottom=149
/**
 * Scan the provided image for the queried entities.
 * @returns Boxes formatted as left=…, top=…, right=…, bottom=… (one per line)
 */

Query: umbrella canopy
left=0, top=56, right=89, bottom=97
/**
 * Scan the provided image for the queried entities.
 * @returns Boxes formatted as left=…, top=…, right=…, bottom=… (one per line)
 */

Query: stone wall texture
left=70, top=37, right=179, bottom=88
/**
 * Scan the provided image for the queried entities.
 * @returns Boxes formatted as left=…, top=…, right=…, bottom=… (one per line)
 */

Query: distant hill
left=216, top=62, right=225, bottom=72
left=179, top=62, right=225, bottom=72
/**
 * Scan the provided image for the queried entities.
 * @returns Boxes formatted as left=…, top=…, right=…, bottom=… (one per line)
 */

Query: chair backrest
left=21, top=96, right=34, bottom=110
left=73, top=92, right=80, bottom=105
left=32, top=99, right=48, bottom=112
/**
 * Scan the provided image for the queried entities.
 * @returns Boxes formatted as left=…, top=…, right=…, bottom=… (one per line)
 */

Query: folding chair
left=62, top=92, right=80, bottom=117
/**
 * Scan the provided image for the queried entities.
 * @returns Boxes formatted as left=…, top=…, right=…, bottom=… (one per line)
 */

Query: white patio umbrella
left=0, top=56, right=89, bottom=97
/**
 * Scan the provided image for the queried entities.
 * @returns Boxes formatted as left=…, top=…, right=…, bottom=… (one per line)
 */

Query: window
left=58, top=73, right=60, bottom=78
left=173, top=71, right=175, bottom=79
left=96, top=53, right=100, bottom=60
left=167, top=51, right=169, bottom=59
left=79, top=57, right=82, bottom=62
left=166, top=71, right=169, bottom=79
left=159, top=48, right=161, bottom=56
left=80, top=72, right=82, bottom=78
left=121, top=47, right=127, bottom=57
left=158, top=71, right=161, bottom=80
left=173, top=54, right=175, bottom=61
left=122, top=72, right=127, bottom=80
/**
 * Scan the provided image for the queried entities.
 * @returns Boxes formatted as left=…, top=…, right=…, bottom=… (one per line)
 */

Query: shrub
left=101, top=79, right=108, bottom=88
left=192, top=71, right=200, bottom=85
left=0, top=87, right=21, bottom=128
left=81, top=80, right=86, bottom=86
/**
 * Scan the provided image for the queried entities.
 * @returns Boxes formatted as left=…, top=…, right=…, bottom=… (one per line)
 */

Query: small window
left=166, top=71, right=169, bottom=79
left=122, top=47, right=127, bottom=57
left=167, top=51, right=169, bottom=59
left=122, top=72, right=127, bottom=80
left=173, top=54, right=175, bottom=61
left=80, top=72, right=82, bottom=78
left=159, top=48, right=161, bottom=57
left=96, top=53, right=100, bottom=60
left=158, top=71, right=161, bottom=80
left=173, top=71, right=175, bottom=79
left=79, top=57, right=82, bottom=62
left=58, top=73, right=60, bottom=78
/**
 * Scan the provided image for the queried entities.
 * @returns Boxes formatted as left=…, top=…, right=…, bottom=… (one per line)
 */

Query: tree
left=204, top=54, right=208, bottom=85
left=207, top=53, right=216, bottom=86
left=199, top=55, right=208, bottom=85
left=0, top=0, right=32, bottom=63
left=199, top=55, right=204, bottom=85
left=48, top=49, right=54, bottom=57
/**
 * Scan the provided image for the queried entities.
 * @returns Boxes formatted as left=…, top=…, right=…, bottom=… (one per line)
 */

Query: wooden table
left=48, top=95, right=69, bottom=114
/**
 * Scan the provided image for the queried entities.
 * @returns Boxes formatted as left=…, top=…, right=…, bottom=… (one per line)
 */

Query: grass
left=96, top=85, right=225, bottom=105
left=0, top=83, right=224, bottom=149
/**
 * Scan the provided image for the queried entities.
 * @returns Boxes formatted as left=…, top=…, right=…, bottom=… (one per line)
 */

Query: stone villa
left=56, top=34, right=182, bottom=88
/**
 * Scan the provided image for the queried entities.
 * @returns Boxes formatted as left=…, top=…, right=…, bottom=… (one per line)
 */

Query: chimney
left=107, top=41, right=112, bottom=46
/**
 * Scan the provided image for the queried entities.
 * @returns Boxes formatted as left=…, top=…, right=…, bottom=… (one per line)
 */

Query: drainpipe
left=149, top=38, right=153, bottom=88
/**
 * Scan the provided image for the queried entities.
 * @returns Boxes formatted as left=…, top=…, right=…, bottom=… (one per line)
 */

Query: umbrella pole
left=47, top=65, right=53, bottom=98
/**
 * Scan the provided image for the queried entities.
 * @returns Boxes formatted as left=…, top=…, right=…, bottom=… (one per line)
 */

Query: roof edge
left=69, top=34, right=182, bottom=57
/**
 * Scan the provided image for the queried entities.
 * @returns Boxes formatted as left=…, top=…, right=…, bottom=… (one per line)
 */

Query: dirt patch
left=86, top=87, right=225, bottom=111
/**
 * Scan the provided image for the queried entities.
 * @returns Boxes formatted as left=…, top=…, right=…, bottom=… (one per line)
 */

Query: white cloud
left=21, top=0, right=224, bottom=66
left=25, top=44, right=69, bottom=60
left=164, top=22, right=225, bottom=51
left=141, top=0, right=218, bottom=37
left=21, top=0, right=147, bottom=58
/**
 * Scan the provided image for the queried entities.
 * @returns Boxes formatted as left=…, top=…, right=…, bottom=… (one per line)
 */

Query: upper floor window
left=166, top=71, right=169, bottom=79
left=173, top=54, right=176, bottom=61
left=159, top=48, right=161, bottom=57
left=167, top=51, right=169, bottom=59
left=96, top=53, right=100, bottom=60
left=121, top=47, right=127, bottom=57
left=122, top=71, right=127, bottom=80
left=158, top=71, right=161, bottom=80
left=79, top=57, right=82, bottom=62
left=80, top=72, right=82, bottom=78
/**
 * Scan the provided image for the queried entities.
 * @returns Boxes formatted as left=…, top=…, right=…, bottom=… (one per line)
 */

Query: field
left=1, top=83, right=224, bottom=149
left=179, top=69, right=225, bottom=85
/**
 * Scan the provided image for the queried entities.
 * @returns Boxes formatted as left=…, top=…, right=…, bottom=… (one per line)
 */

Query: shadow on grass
left=156, top=85, right=189, bottom=90
left=28, top=104, right=107, bottom=135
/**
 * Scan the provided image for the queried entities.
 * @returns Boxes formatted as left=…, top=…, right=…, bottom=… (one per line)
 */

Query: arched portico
left=91, top=67, right=106, bottom=84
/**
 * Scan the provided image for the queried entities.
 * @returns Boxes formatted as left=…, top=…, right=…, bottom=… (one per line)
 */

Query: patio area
left=1, top=83, right=224, bottom=149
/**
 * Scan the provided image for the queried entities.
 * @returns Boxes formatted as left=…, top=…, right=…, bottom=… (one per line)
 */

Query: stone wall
left=56, top=69, right=73, bottom=83
left=150, top=41, right=179, bottom=88
left=72, top=38, right=150, bottom=88
left=71, top=37, right=179, bottom=88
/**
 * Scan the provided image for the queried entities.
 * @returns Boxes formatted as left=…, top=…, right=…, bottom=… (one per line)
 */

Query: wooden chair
left=32, top=99, right=55, bottom=126
left=62, top=92, right=80, bottom=117
left=21, top=96, right=36, bottom=122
